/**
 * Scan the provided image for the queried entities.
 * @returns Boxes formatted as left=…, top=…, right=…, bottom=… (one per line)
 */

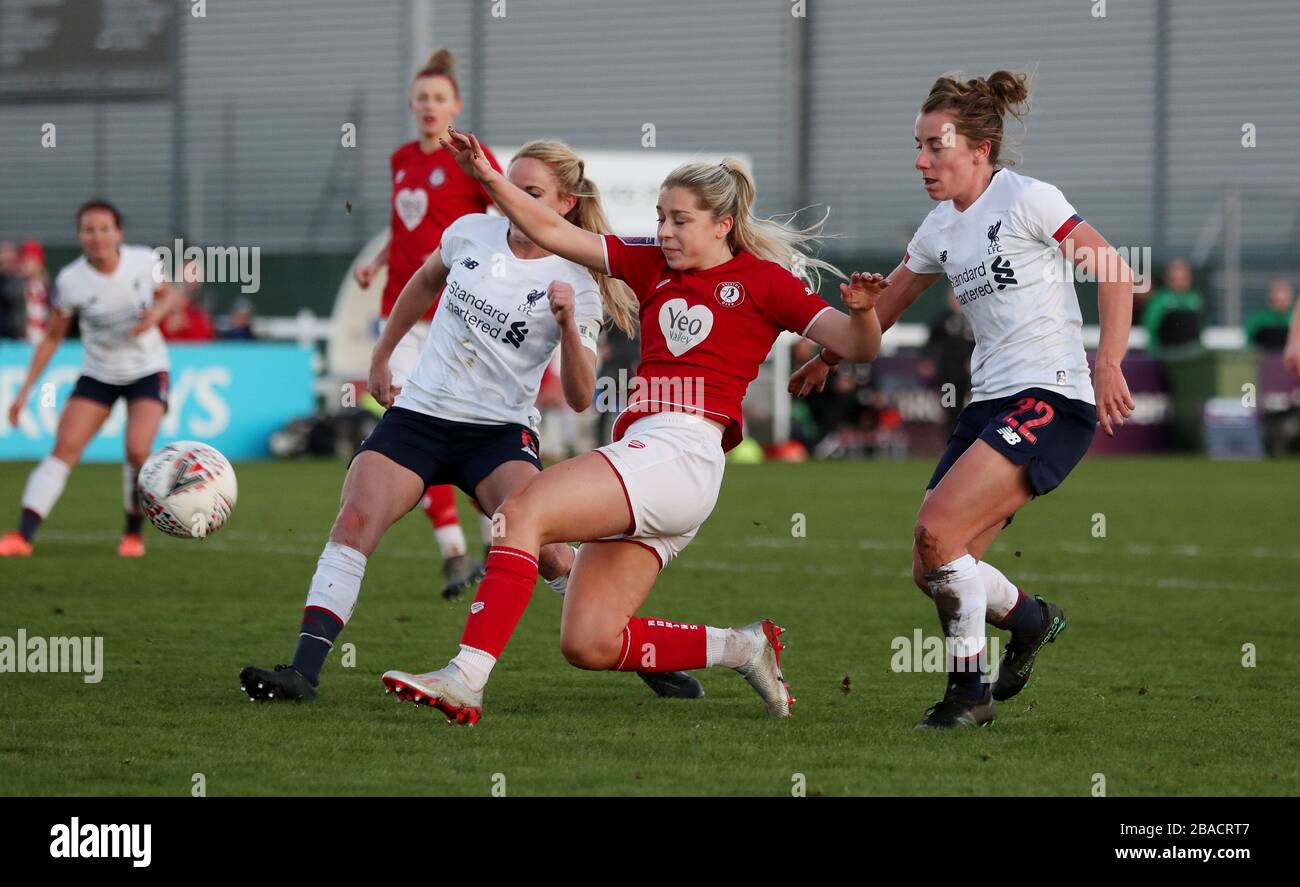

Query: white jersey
left=52, top=245, right=170, bottom=385
left=395, top=214, right=603, bottom=429
left=904, top=169, right=1094, bottom=405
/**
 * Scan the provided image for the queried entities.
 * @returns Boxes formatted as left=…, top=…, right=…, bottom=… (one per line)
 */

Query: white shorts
left=594, top=411, right=726, bottom=569
left=384, top=321, right=431, bottom=389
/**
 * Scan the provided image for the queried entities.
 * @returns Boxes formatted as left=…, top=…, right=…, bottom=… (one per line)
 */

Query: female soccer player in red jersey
left=379, top=128, right=884, bottom=725
left=242, top=141, right=699, bottom=702
left=352, top=48, right=502, bottom=600
left=791, top=71, right=1136, bottom=728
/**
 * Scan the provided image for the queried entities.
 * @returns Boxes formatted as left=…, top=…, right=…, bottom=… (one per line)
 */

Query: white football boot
left=382, top=666, right=483, bottom=725
left=733, top=619, right=794, bottom=718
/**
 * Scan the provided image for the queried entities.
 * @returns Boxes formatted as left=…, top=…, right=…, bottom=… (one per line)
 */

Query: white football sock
left=435, top=524, right=467, bottom=559
left=706, top=626, right=756, bottom=669
left=122, top=463, right=142, bottom=516
left=21, top=456, right=71, bottom=519
left=978, top=560, right=1019, bottom=623
left=305, top=542, right=368, bottom=625
left=450, top=644, right=496, bottom=693
left=925, top=553, right=986, bottom=663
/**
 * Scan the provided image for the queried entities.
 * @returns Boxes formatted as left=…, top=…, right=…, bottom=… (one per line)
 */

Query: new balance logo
left=938, top=250, right=947, bottom=264
left=504, top=320, right=528, bottom=349
left=460, top=258, right=479, bottom=269
left=996, top=426, right=1022, bottom=446
left=991, top=256, right=1017, bottom=290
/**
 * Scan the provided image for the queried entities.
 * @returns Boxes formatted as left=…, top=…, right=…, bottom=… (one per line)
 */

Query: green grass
left=2, top=456, right=1297, bottom=796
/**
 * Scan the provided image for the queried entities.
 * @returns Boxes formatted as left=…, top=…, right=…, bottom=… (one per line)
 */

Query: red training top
left=384, top=140, right=502, bottom=321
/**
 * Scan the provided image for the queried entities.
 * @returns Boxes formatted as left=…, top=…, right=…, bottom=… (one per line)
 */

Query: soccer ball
left=138, top=441, right=238, bottom=539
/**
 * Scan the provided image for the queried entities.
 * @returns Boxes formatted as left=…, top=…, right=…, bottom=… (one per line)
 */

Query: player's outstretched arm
left=803, top=272, right=885, bottom=363
left=1063, top=222, right=1135, bottom=436
left=789, top=264, right=939, bottom=397
left=368, top=249, right=449, bottom=407
left=440, top=128, right=606, bottom=273
left=7, top=310, right=70, bottom=427
left=354, top=238, right=389, bottom=289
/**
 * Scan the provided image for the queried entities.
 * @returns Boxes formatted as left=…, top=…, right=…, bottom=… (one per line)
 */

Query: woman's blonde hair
left=659, top=158, right=844, bottom=289
left=510, top=140, right=638, bottom=336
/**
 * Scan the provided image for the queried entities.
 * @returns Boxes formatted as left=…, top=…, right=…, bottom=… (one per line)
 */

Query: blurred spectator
left=1284, top=298, right=1300, bottom=379
left=925, top=291, right=974, bottom=430
left=19, top=239, right=50, bottom=344
left=1142, top=259, right=1202, bottom=353
left=161, top=259, right=215, bottom=341
left=1244, top=278, right=1293, bottom=351
left=219, top=297, right=258, bottom=340
left=0, top=241, right=24, bottom=339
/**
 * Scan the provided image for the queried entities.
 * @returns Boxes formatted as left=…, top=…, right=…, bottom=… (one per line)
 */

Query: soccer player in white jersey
left=2, top=200, right=178, bottom=559
left=241, top=141, right=699, bottom=702
left=791, top=71, right=1136, bottom=728
left=376, top=129, right=882, bottom=726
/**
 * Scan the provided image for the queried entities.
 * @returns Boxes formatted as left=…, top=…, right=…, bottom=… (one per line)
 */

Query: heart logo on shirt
left=659, top=298, right=714, bottom=356
left=394, top=188, right=427, bottom=231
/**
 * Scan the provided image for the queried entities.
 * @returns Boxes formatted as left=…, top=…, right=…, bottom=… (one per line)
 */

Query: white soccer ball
left=138, top=441, right=238, bottom=539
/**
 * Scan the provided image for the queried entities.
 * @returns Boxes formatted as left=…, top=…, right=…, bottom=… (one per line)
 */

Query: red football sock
left=421, top=484, right=459, bottom=528
left=459, top=546, right=538, bottom=658
left=615, top=617, right=707, bottom=672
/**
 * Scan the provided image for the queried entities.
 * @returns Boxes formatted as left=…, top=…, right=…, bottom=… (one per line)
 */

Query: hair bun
left=983, top=70, right=1030, bottom=109
left=424, top=47, right=455, bottom=75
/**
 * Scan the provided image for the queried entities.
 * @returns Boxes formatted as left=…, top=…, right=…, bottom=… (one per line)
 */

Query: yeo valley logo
left=659, top=298, right=713, bottom=356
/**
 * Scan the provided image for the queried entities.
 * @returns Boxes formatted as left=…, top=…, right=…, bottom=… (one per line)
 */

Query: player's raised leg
left=913, top=440, right=1033, bottom=728
left=559, top=540, right=788, bottom=715
left=240, top=450, right=424, bottom=701
left=119, top=396, right=165, bottom=557
left=1, top=396, right=110, bottom=556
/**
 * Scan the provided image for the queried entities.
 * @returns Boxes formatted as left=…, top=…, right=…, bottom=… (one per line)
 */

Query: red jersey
left=384, top=140, right=501, bottom=320
left=602, top=235, right=832, bottom=451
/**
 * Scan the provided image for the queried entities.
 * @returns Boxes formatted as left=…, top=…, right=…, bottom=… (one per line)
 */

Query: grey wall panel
left=1, top=0, right=1294, bottom=274
left=807, top=0, right=1159, bottom=258
left=1164, top=0, right=1300, bottom=254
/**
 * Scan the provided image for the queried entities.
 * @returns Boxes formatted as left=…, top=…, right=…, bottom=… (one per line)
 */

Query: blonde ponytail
left=660, top=158, right=844, bottom=290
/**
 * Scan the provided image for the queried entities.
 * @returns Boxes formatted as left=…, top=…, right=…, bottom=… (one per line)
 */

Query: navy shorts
left=927, top=387, right=1097, bottom=497
left=71, top=372, right=170, bottom=409
left=354, top=407, right=543, bottom=501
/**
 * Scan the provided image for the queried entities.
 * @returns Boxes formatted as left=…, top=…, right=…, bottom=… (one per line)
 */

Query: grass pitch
left=2, top=456, right=1297, bottom=796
